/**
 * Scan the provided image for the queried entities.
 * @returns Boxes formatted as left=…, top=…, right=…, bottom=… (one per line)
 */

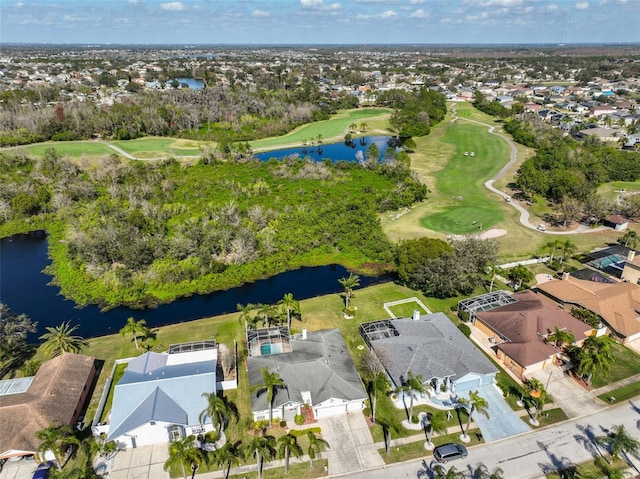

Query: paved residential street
left=341, top=400, right=640, bottom=479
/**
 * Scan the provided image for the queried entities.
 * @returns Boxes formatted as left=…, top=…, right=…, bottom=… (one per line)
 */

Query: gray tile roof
left=248, top=329, right=366, bottom=411
left=366, top=313, right=497, bottom=387
left=107, top=352, right=216, bottom=441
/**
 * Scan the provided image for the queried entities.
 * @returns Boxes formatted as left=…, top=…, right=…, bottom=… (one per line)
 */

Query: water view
left=0, top=232, right=390, bottom=340
left=255, top=135, right=401, bottom=162
left=173, top=77, right=206, bottom=89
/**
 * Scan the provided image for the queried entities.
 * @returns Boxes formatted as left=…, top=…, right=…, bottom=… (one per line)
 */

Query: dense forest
left=0, top=146, right=428, bottom=308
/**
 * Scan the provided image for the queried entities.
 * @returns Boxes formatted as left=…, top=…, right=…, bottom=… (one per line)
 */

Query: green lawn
left=597, top=181, right=640, bottom=202
left=419, top=123, right=508, bottom=234
left=597, top=381, right=640, bottom=404
left=18, top=141, right=116, bottom=157
left=228, top=460, right=328, bottom=479
left=250, top=108, right=392, bottom=150
left=591, top=342, right=640, bottom=388
left=387, top=301, right=429, bottom=318
left=111, top=137, right=202, bottom=157
left=545, top=456, right=628, bottom=479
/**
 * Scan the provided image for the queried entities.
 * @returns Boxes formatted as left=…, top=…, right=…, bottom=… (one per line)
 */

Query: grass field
left=250, top=108, right=392, bottom=150
left=420, top=122, right=507, bottom=234
left=17, top=141, right=116, bottom=158
left=597, top=181, right=640, bottom=201
left=111, top=137, right=202, bottom=157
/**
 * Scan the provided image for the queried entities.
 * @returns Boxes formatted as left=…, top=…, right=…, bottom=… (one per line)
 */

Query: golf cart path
left=451, top=107, right=607, bottom=236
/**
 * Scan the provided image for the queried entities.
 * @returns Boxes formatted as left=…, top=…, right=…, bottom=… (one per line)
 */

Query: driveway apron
left=317, top=411, right=384, bottom=475
left=459, top=384, right=530, bottom=442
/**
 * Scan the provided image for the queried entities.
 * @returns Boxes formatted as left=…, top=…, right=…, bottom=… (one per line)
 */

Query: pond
left=172, top=78, right=206, bottom=90
left=0, top=231, right=391, bottom=340
left=254, top=136, right=401, bottom=162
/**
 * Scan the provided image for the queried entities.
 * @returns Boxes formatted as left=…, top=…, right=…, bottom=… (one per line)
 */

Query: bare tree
left=218, top=344, right=236, bottom=379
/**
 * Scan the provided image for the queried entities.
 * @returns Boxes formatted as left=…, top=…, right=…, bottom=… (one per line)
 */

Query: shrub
left=458, top=323, right=472, bottom=337
left=458, top=310, right=470, bottom=322
left=279, top=420, right=287, bottom=428
left=411, top=415, right=419, bottom=424
left=294, top=414, right=305, bottom=426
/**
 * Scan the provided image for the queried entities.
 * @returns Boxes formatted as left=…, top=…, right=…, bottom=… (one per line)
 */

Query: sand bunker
left=479, top=228, right=507, bottom=239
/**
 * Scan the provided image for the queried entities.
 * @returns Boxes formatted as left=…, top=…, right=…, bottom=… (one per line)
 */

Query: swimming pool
left=260, top=343, right=284, bottom=355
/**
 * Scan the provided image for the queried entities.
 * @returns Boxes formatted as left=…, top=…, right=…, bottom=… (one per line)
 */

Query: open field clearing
left=17, top=140, right=116, bottom=158
left=111, top=137, right=202, bottom=157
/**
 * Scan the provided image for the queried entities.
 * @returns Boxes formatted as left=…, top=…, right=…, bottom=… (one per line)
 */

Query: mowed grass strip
left=18, top=141, right=116, bottom=158
left=420, top=122, right=507, bottom=234
left=250, top=108, right=392, bottom=150
left=111, top=137, right=202, bottom=157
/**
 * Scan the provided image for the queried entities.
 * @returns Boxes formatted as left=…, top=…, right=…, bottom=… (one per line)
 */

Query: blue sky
left=1, top=0, right=638, bottom=45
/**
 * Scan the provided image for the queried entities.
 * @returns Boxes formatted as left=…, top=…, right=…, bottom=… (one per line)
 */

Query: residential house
left=0, top=353, right=96, bottom=460
left=248, top=328, right=367, bottom=422
left=104, top=341, right=218, bottom=448
left=536, top=275, right=640, bottom=344
left=474, top=290, right=592, bottom=378
left=360, top=312, right=497, bottom=395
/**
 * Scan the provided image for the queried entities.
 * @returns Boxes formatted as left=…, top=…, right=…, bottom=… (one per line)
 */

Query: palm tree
left=251, top=368, right=287, bottom=426
left=163, top=435, right=205, bottom=479
left=619, top=230, right=639, bottom=249
left=119, top=317, right=149, bottom=350
left=487, top=264, right=502, bottom=293
left=424, top=411, right=448, bottom=448
left=524, top=378, right=547, bottom=425
left=560, top=239, right=577, bottom=263
left=35, top=423, right=80, bottom=470
left=237, top=303, right=255, bottom=330
left=457, top=390, right=489, bottom=441
left=547, top=326, right=575, bottom=350
left=367, top=371, right=391, bottom=423
left=277, top=433, right=303, bottom=475
left=596, top=424, right=640, bottom=462
left=544, top=239, right=562, bottom=263
left=213, top=440, right=243, bottom=479
left=338, top=273, right=360, bottom=309
left=278, top=293, right=300, bottom=330
left=199, top=392, right=232, bottom=433
left=402, top=371, right=427, bottom=423
left=473, top=465, right=505, bottom=479
left=245, top=435, right=276, bottom=479
left=577, top=335, right=615, bottom=384
left=306, top=431, right=330, bottom=470
left=432, top=464, right=466, bottom=479
left=257, top=303, right=277, bottom=327
left=39, top=321, right=87, bottom=358
left=377, top=415, right=402, bottom=455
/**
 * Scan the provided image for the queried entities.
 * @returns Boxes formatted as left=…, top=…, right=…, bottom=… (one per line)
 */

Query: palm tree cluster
left=161, top=426, right=329, bottom=479
left=567, top=335, right=616, bottom=385
left=237, top=293, right=301, bottom=330
left=39, top=320, right=88, bottom=358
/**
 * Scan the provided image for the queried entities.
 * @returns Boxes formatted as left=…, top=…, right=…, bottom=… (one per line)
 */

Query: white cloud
left=161, top=2, right=185, bottom=11
left=410, top=0, right=425, bottom=4
left=480, top=0, right=522, bottom=6
left=14, top=2, right=24, bottom=7
left=356, top=9, right=397, bottom=19
left=574, top=1, right=589, bottom=9
left=251, top=9, right=270, bottom=17
left=128, top=0, right=144, bottom=6
left=300, top=0, right=342, bottom=11
left=524, top=6, right=533, bottom=13
left=410, top=9, right=430, bottom=18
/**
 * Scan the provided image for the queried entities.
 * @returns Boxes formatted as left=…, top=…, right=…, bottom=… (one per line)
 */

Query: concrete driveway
left=460, top=384, right=530, bottom=442
left=109, top=443, right=168, bottom=479
left=316, top=411, right=384, bottom=475
left=529, top=363, right=605, bottom=419
left=0, top=457, right=39, bottom=479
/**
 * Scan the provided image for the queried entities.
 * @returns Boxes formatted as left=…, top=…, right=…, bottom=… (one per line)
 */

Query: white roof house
left=106, top=342, right=217, bottom=448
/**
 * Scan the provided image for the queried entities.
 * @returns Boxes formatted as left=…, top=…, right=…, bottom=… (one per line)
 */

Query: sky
left=1, top=0, right=639, bottom=45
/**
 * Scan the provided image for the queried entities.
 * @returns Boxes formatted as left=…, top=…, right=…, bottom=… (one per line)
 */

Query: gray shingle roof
left=248, top=329, right=366, bottom=411
left=366, top=313, right=496, bottom=387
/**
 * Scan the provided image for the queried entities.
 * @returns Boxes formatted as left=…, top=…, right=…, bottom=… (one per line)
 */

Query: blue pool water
left=260, top=343, right=284, bottom=355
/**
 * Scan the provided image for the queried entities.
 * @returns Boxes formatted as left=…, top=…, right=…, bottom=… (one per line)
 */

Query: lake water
left=0, top=232, right=390, bottom=340
left=173, top=77, right=205, bottom=90
left=255, top=136, right=400, bottom=162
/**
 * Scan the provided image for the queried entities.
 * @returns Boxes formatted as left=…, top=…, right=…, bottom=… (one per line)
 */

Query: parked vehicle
left=433, top=443, right=468, bottom=463
left=537, top=224, right=547, bottom=231
left=32, top=461, right=54, bottom=479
